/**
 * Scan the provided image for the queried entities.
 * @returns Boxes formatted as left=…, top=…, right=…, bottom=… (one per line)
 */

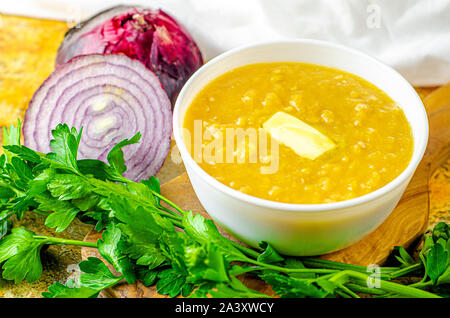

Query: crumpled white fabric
left=2, top=0, right=449, bottom=86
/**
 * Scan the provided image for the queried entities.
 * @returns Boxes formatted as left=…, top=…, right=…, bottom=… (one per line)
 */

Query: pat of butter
left=263, top=111, right=335, bottom=160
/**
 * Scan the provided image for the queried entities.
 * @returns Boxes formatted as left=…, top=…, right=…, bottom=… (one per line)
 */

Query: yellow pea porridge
left=183, top=62, right=414, bottom=204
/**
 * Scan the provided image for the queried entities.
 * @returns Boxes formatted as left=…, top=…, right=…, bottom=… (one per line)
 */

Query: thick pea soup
left=183, top=62, right=414, bottom=204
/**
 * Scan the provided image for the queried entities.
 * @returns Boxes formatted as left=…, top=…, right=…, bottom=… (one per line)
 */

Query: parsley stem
left=345, top=283, right=386, bottom=295
left=0, top=210, right=15, bottom=222
left=333, top=270, right=441, bottom=298
left=336, top=283, right=360, bottom=298
left=117, top=176, right=183, bottom=214
left=32, top=235, right=98, bottom=248
left=0, top=180, right=26, bottom=197
left=171, top=219, right=183, bottom=228
left=159, top=210, right=183, bottom=222
left=386, top=263, right=423, bottom=279
left=301, top=258, right=398, bottom=277
left=32, top=210, right=51, bottom=217
left=408, top=280, right=433, bottom=289
left=231, top=266, right=264, bottom=275
left=246, top=259, right=338, bottom=274
left=230, top=241, right=261, bottom=259
left=159, top=205, right=182, bottom=218
left=335, top=290, right=352, bottom=298
left=150, top=190, right=185, bottom=216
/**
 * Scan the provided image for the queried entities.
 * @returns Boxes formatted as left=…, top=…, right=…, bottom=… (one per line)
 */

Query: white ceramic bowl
left=173, top=40, right=428, bottom=256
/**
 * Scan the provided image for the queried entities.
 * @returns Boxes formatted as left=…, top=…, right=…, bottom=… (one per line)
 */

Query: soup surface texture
left=183, top=62, right=414, bottom=204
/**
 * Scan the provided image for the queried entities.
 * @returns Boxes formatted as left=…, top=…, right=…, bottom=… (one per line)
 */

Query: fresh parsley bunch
left=0, top=122, right=448, bottom=298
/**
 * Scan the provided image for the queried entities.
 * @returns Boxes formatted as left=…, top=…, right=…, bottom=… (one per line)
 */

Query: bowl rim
left=173, top=39, right=429, bottom=213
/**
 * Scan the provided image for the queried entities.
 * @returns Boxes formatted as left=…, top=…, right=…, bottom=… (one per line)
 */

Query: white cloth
left=1, top=0, right=449, bottom=86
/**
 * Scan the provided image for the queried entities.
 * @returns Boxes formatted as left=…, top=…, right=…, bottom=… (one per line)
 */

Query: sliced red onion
left=56, top=5, right=203, bottom=103
left=23, top=54, right=172, bottom=181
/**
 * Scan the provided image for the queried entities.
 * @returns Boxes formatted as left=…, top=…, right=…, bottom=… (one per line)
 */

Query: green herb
left=0, top=227, right=45, bottom=283
left=0, top=122, right=448, bottom=298
left=42, top=257, right=123, bottom=298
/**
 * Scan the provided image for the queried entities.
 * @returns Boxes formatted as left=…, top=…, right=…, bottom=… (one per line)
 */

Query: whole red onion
left=56, top=6, right=203, bottom=103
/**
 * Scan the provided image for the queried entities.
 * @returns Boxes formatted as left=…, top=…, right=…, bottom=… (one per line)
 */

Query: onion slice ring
left=23, top=54, right=172, bottom=181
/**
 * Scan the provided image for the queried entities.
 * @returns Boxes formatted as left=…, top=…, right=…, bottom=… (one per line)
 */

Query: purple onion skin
left=56, top=6, right=203, bottom=103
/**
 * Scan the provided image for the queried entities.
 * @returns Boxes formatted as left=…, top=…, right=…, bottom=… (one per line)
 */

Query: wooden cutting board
left=81, top=84, right=450, bottom=297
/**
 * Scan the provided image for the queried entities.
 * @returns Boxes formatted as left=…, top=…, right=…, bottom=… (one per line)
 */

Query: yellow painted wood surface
left=0, top=14, right=68, bottom=126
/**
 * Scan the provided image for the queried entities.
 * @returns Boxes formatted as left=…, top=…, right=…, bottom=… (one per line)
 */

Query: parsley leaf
left=159, top=231, right=190, bottom=275
left=77, top=159, right=113, bottom=181
left=47, top=174, right=92, bottom=200
left=0, top=220, right=11, bottom=239
left=97, top=223, right=136, bottom=284
left=141, top=176, right=161, bottom=205
left=43, top=257, right=123, bottom=298
left=260, top=272, right=330, bottom=298
left=185, top=242, right=230, bottom=284
left=107, top=132, right=141, bottom=176
left=432, top=222, right=449, bottom=242
left=426, top=240, right=448, bottom=284
left=121, top=239, right=166, bottom=269
left=110, top=195, right=173, bottom=238
left=2, top=120, right=22, bottom=162
left=182, top=211, right=245, bottom=261
left=258, top=241, right=284, bottom=264
left=394, top=246, right=416, bottom=267
left=136, top=266, right=160, bottom=286
left=42, top=280, right=99, bottom=298
left=80, top=210, right=110, bottom=232
left=156, top=268, right=193, bottom=298
left=419, top=222, right=450, bottom=285
left=72, top=194, right=101, bottom=212
left=0, top=227, right=45, bottom=283
left=35, top=195, right=80, bottom=233
left=3, top=145, right=41, bottom=164
left=27, top=168, right=55, bottom=197
left=78, top=257, right=124, bottom=291
left=208, top=276, right=269, bottom=298
left=46, top=124, right=82, bottom=173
